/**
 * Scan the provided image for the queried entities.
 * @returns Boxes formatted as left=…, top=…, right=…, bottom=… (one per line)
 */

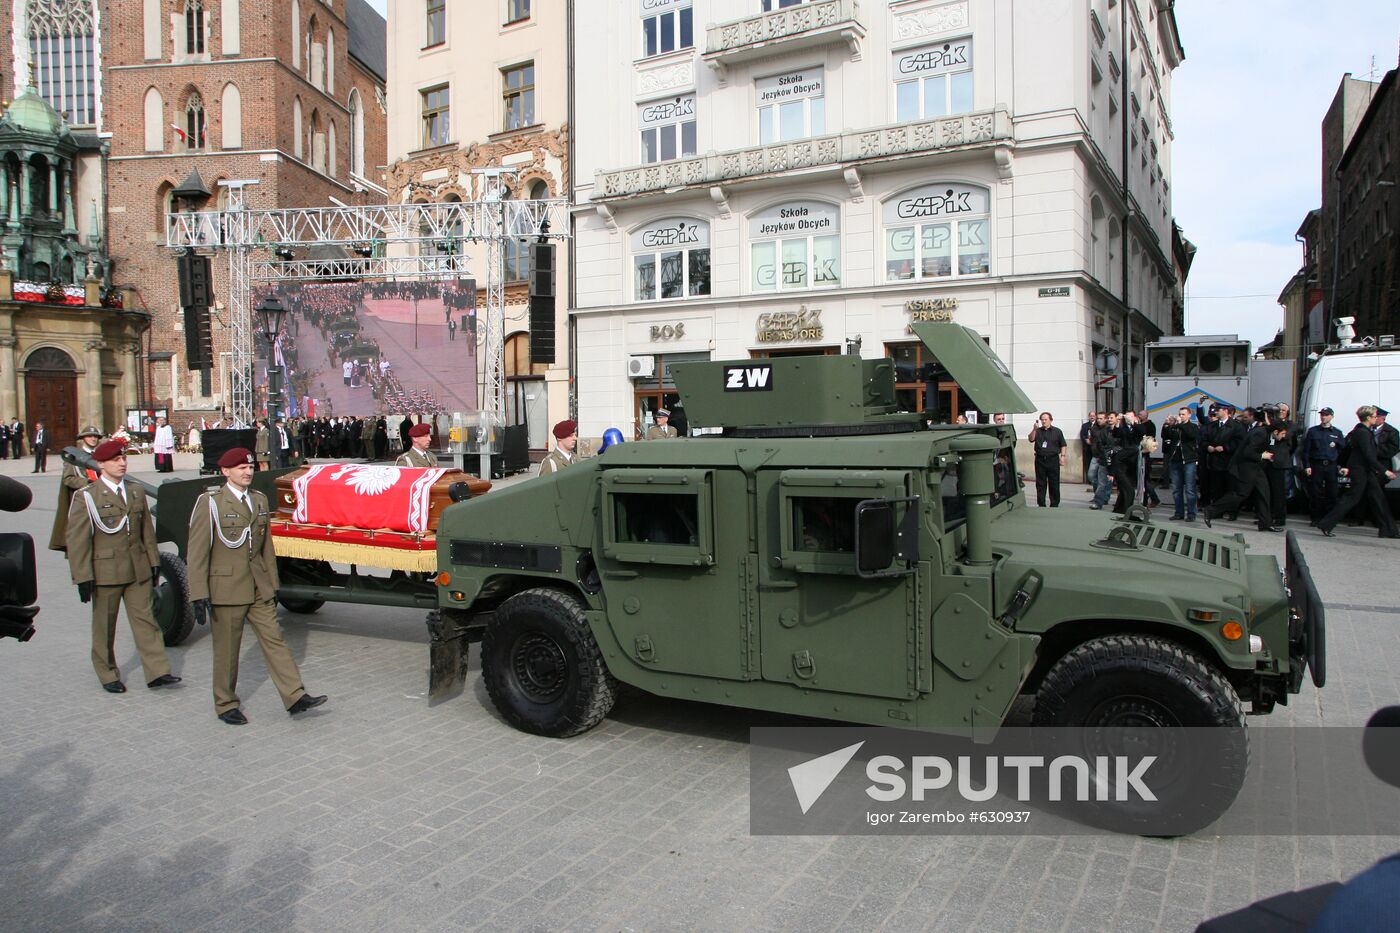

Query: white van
left=1296, top=344, right=1400, bottom=492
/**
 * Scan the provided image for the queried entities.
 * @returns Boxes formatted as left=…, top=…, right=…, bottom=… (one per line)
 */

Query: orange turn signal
left=435, top=572, right=451, bottom=587
left=1221, top=621, right=1244, bottom=641
left=1188, top=608, right=1221, bottom=623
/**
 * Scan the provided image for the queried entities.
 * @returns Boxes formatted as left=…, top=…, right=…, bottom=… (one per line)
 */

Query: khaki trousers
left=211, top=600, right=305, bottom=714
left=91, top=578, right=170, bottom=685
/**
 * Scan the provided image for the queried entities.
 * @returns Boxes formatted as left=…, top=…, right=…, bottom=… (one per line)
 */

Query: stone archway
left=23, top=346, right=79, bottom=451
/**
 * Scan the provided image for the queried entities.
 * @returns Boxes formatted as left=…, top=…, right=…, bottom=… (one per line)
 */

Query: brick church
left=1, top=0, right=387, bottom=436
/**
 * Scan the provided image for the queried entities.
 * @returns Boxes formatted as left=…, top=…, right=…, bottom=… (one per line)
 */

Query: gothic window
left=293, top=97, right=303, bottom=158
left=184, top=93, right=206, bottom=150
left=26, top=0, right=97, bottom=125
left=185, top=1, right=206, bottom=55
left=221, top=83, right=243, bottom=149
left=348, top=89, right=365, bottom=177
left=144, top=87, right=164, bottom=151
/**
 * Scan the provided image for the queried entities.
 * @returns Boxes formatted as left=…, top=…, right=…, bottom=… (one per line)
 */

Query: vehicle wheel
left=152, top=552, right=196, bottom=647
left=277, top=596, right=325, bottom=614
left=1033, top=634, right=1248, bottom=835
left=481, top=588, right=617, bottom=737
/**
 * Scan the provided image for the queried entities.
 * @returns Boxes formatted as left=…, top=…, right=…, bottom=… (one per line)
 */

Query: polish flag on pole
left=170, top=123, right=188, bottom=143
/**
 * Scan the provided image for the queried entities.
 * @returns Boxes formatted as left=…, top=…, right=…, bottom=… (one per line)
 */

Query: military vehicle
left=83, top=322, right=1324, bottom=831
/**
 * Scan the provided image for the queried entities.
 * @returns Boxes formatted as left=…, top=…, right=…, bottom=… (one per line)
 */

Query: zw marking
left=724, top=365, right=774, bottom=391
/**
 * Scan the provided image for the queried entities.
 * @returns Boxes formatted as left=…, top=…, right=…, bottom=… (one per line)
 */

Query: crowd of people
left=1063, top=401, right=1398, bottom=536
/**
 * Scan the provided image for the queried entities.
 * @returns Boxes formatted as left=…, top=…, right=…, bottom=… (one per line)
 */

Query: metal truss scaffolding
left=165, top=192, right=568, bottom=429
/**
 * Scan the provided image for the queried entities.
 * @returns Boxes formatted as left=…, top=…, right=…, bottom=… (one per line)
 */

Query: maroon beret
left=408, top=423, right=432, bottom=437
left=218, top=447, right=256, bottom=468
left=553, top=419, right=577, bottom=440
left=92, top=440, right=126, bottom=462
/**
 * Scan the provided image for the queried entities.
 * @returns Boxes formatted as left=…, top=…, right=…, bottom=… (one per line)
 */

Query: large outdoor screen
left=251, top=279, right=477, bottom=419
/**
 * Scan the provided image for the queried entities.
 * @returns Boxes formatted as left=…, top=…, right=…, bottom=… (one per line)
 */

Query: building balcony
left=703, top=0, right=865, bottom=78
left=594, top=107, right=1011, bottom=202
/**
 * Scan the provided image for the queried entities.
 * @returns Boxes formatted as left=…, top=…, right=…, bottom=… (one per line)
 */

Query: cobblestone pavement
left=1, top=461, right=1396, bottom=932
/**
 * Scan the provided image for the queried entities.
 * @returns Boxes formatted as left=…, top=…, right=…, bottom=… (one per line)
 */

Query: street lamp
left=256, top=297, right=289, bottom=421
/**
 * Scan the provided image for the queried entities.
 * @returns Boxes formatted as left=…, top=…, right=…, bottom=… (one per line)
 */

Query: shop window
left=749, top=201, right=840, bottom=292
left=632, top=218, right=710, bottom=301
left=886, top=341, right=970, bottom=424
left=633, top=351, right=707, bottom=437
left=894, top=39, right=973, bottom=121
left=883, top=183, right=990, bottom=281
left=756, top=67, right=824, bottom=145
left=642, top=1, right=692, bottom=58
left=639, top=95, right=696, bottom=164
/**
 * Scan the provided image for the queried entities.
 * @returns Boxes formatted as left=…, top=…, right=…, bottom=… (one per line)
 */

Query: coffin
left=269, top=464, right=491, bottom=571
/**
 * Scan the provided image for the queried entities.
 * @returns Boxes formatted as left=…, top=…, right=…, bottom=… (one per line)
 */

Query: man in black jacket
left=1161, top=406, right=1199, bottom=521
left=1078, top=412, right=1096, bottom=486
left=1108, top=410, right=1144, bottom=514
left=1318, top=406, right=1398, bottom=538
left=1205, top=408, right=1274, bottom=530
left=1205, top=406, right=1245, bottom=515
left=1302, top=407, right=1347, bottom=523
left=1264, top=416, right=1293, bottom=530
left=1028, top=412, right=1068, bottom=507
left=1377, top=406, right=1399, bottom=466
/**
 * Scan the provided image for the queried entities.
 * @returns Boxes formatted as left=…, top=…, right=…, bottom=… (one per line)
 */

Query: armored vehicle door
left=595, top=467, right=753, bottom=681
left=755, top=469, right=923, bottom=700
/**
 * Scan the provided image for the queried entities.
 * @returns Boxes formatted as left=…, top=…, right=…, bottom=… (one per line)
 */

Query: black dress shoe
left=1202, top=514, right=1212, bottom=528
left=1320, top=528, right=1336, bottom=537
left=288, top=693, right=328, bottom=715
left=147, top=674, right=182, bottom=689
left=102, top=680, right=127, bottom=694
left=218, top=709, right=249, bottom=725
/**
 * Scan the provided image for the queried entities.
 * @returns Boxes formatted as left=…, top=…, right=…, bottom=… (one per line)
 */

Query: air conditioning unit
left=1196, top=348, right=1236, bottom=376
left=1149, top=349, right=1186, bottom=376
left=627, top=355, right=656, bottom=378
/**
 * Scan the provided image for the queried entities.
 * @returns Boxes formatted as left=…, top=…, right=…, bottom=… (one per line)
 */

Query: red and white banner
left=291, top=464, right=448, bottom=533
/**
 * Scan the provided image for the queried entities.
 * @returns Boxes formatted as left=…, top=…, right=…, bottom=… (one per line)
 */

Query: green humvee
left=434, top=323, right=1324, bottom=754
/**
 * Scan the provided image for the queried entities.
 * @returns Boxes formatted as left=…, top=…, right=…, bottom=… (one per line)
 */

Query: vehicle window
left=791, top=496, right=857, bottom=553
left=612, top=492, right=698, bottom=546
left=939, top=448, right=1017, bottom=530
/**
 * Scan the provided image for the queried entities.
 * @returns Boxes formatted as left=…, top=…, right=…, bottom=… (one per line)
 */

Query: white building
left=571, top=0, right=1184, bottom=440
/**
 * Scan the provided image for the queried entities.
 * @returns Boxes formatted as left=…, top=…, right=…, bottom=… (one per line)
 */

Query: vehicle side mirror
left=856, top=500, right=895, bottom=575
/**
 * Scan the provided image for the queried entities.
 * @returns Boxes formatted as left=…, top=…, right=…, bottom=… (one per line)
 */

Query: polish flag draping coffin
left=269, top=464, right=491, bottom=571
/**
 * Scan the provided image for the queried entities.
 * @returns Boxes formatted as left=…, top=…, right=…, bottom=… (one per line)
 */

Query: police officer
left=1302, top=407, right=1345, bottom=524
left=396, top=422, right=437, bottom=467
left=1318, top=406, right=1399, bottom=539
left=1376, top=407, right=1399, bottom=467
left=539, top=419, right=578, bottom=477
left=645, top=408, right=679, bottom=440
left=187, top=448, right=327, bottom=724
left=64, top=440, right=180, bottom=693
left=49, top=425, right=103, bottom=552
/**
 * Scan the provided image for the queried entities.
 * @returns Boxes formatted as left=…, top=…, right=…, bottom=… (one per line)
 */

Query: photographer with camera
left=1204, top=407, right=1274, bottom=531
left=64, top=440, right=180, bottom=693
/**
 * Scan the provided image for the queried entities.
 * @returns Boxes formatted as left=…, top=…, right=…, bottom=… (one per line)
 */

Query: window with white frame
left=425, top=0, right=445, bottom=46
left=633, top=218, right=711, bottom=301
left=893, top=39, right=973, bottom=121
left=27, top=0, right=97, bottom=125
left=756, top=67, right=824, bottom=145
left=749, top=202, right=840, bottom=292
left=502, top=62, right=534, bottom=131
left=883, top=184, right=990, bottom=281
left=421, top=84, right=450, bottom=147
left=639, top=95, right=696, bottom=164
left=641, top=0, right=693, bottom=58
left=506, top=0, right=530, bottom=23
left=761, top=0, right=808, bottom=10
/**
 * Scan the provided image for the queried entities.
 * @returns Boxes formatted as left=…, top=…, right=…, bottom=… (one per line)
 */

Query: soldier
left=361, top=415, right=377, bottom=459
left=65, top=439, right=180, bottom=694
left=538, top=419, right=578, bottom=477
left=645, top=408, right=678, bottom=440
left=187, top=448, right=327, bottom=724
left=49, top=425, right=104, bottom=552
left=396, top=422, right=437, bottom=467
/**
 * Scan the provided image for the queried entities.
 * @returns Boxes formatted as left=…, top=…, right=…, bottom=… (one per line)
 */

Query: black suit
left=10, top=421, right=23, bottom=459
left=1207, top=423, right=1272, bottom=529
left=1110, top=422, right=1144, bottom=513
left=1078, top=420, right=1094, bottom=483
left=32, top=428, right=47, bottom=472
left=1319, top=424, right=1398, bottom=537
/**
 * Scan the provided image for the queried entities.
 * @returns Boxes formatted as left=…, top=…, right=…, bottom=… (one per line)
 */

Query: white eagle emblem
left=330, top=465, right=401, bottom=496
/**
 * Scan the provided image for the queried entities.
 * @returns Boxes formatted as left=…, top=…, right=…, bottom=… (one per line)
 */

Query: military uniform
left=187, top=484, right=309, bottom=715
left=65, top=477, right=172, bottom=687
left=49, top=444, right=100, bottom=551
left=538, top=448, right=575, bottom=477
left=396, top=446, right=437, bottom=468
left=645, top=424, right=678, bottom=440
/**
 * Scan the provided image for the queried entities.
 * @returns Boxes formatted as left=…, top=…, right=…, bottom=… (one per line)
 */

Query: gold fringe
left=272, top=536, right=438, bottom=572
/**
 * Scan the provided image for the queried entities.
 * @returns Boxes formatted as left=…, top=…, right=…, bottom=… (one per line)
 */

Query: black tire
left=481, top=588, right=617, bottom=737
left=1033, top=634, right=1248, bottom=835
left=153, top=552, right=196, bottom=647
left=277, top=596, right=325, bottom=614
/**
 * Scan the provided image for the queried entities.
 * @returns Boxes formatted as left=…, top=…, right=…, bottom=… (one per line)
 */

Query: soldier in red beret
left=396, top=422, right=437, bottom=468
left=539, top=419, right=578, bottom=477
left=64, top=439, right=180, bottom=693
left=187, top=448, right=326, bottom=725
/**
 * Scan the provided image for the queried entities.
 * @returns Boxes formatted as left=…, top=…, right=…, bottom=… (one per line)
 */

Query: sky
left=361, top=1, right=1399, bottom=349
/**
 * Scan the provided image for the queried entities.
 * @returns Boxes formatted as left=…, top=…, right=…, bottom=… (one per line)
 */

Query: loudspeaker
left=184, top=304, right=213, bottom=369
left=528, top=243, right=555, bottom=366
left=178, top=251, right=213, bottom=308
